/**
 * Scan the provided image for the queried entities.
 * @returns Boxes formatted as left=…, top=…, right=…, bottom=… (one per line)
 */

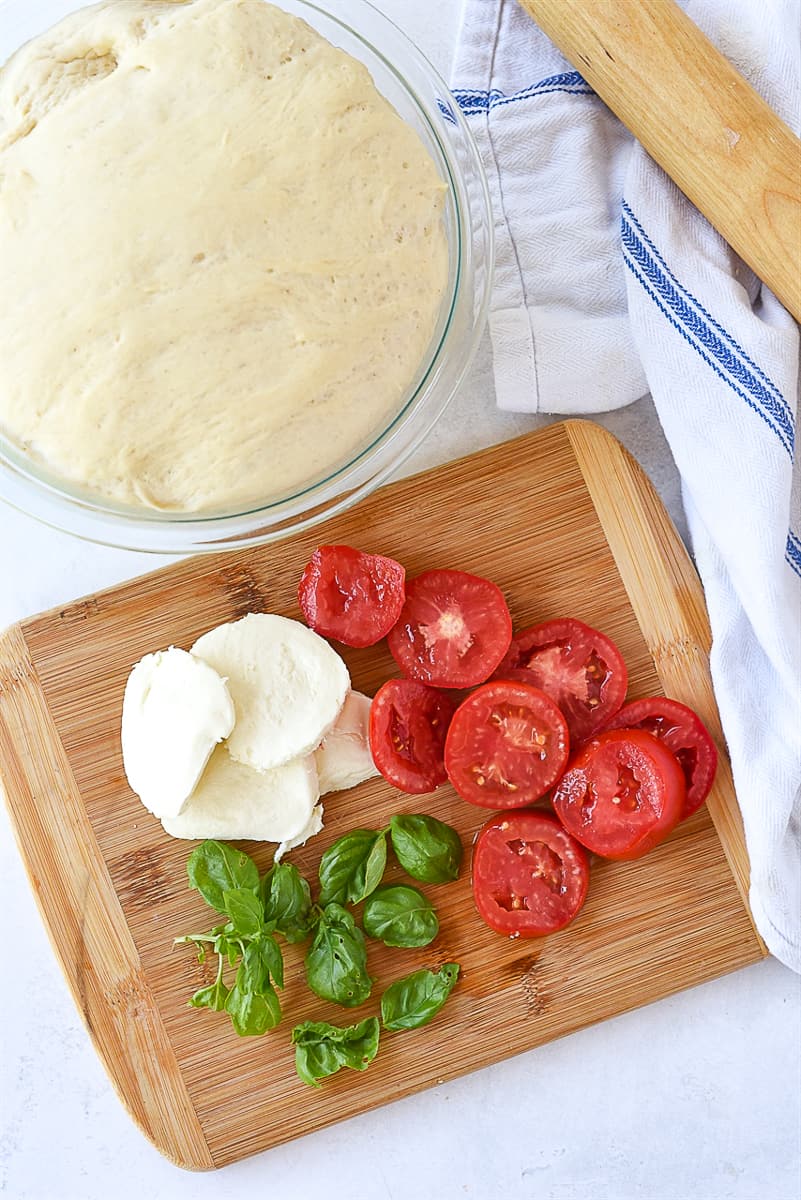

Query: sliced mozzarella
left=161, top=747, right=318, bottom=842
left=275, top=802, right=325, bottom=863
left=191, top=613, right=349, bottom=770
left=315, top=690, right=378, bottom=794
left=121, top=647, right=234, bottom=819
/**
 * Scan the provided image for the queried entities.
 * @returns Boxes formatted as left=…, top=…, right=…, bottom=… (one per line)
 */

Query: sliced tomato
left=444, top=680, right=569, bottom=808
left=472, top=809, right=590, bottom=937
left=604, top=697, right=717, bottom=820
left=552, top=728, right=685, bottom=860
left=369, top=679, right=457, bottom=794
left=386, top=569, right=512, bottom=689
left=298, top=544, right=405, bottom=648
left=497, top=617, right=628, bottom=742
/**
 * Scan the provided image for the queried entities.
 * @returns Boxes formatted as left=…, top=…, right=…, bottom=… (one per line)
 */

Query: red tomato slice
left=472, top=809, right=590, bottom=937
left=369, top=679, right=457, bottom=794
left=298, top=545, right=405, bottom=648
left=604, top=697, right=717, bottom=820
left=497, top=618, right=628, bottom=742
left=552, top=729, right=685, bottom=860
left=444, top=680, right=569, bottom=808
left=387, top=569, right=512, bottom=689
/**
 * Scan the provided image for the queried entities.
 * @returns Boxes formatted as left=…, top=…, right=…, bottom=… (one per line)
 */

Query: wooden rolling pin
left=520, top=0, right=801, bottom=323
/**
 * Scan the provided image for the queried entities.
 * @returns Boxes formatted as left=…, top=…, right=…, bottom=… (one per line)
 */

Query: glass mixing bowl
left=0, top=0, right=492, bottom=553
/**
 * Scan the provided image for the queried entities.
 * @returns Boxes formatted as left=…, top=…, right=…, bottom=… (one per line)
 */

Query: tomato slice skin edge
left=387, top=568, right=513, bottom=689
left=298, top=544, right=406, bottom=648
left=472, top=808, right=590, bottom=937
left=497, top=617, right=628, bottom=742
left=603, top=696, right=718, bottom=820
left=445, top=680, right=570, bottom=808
left=369, top=678, right=457, bottom=794
left=552, top=728, right=685, bottom=860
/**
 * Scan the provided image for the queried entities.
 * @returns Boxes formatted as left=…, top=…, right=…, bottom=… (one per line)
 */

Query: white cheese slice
left=161, top=746, right=318, bottom=842
left=191, top=613, right=350, bottom=771
left=275, top=802, right=325, bottom=863
left=315, top=690, right=378, bottom=794
left=121, top=647, right=234, bottom=819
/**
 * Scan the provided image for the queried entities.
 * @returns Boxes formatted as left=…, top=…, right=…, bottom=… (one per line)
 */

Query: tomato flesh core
left=387, top=569, right=513, bottom=688
left=472, top=809, right=590, bottom=936
left=553, top=728, right=685, bottom=860
left=298, top=544, right=406, bottom=648
left=604, top=697, right=717, bottom=819
left=445, top=681, right=570, bottom=808
left=497, top=618, right=628, bottom=742
left=369, top=679, right=456, bottom=794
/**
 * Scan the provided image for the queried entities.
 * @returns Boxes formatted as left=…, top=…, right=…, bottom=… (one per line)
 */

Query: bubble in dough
left=0, top=0, right=449, bottom=513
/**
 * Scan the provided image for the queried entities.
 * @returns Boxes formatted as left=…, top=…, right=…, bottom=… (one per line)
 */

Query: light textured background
left=1, top=2, right=799, bottom=1199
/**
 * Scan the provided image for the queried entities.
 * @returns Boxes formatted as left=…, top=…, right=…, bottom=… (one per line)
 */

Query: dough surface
left=0, top=0, right=448, bottom=512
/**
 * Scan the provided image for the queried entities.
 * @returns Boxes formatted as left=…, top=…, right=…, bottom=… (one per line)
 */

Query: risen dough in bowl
left=0, top=0, right=449, bottom=513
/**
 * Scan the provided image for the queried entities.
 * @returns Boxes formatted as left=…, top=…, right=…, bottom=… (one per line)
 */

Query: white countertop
left=1, top=3, right=799, bottom=1198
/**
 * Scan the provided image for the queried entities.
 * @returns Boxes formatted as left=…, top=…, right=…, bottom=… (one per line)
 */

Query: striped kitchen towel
left=452, top=0, right=801, bottom=970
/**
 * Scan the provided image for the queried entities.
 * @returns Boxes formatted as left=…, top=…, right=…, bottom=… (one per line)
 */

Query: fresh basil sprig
left=292, top=1017, right=380, bottom=1088
left=389, top=814, right=463, bottom=883
left=176, top=840, right=291, bottom=1037
left=380, top=963, right=461, bottom=1031
left=189, top=954, right=230, bottom=1012
left=363, top=885, right=439, bottom=948
left=187, top=840, right=260, bottom=911
left=223, top=887, right=264, bottom=938
left=226, top=981, right=282, bottom=1036
left=261, top=862, right=314, bottom=943
left=318, top=828, right=387, bottom=906
left=304, top=903, right=372, bottom=1007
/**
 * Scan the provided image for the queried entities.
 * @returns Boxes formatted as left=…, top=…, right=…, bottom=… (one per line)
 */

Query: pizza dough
left=0, top=0, right=448, bottom=512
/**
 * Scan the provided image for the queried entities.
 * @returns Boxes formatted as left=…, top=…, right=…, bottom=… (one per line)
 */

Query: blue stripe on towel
left=786, top=530, right=801, bottom=578
left=623, top=201, right=792, bottom=425
left=621, top=210, right=795, bottom=457
left=452, top=71, right=593, bottom=115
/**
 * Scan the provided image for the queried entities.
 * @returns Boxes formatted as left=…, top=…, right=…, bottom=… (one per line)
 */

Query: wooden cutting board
left=0, top=421, right=765, bottom=1170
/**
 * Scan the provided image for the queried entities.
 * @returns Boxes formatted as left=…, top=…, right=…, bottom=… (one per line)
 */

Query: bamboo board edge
left=0, top=623, right=216, bottom=1170
left=563, top=419, right=765, bottom=955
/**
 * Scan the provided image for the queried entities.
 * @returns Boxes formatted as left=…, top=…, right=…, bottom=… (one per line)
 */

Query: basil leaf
left=318, top=829, right=387, bottom=906
left=240, top=935, right=284, bottom=992
left=363, top=885, right=439, bottom=948
left=304, top=903, right=372, bottom=1007
left=225, top=983, right=282, bottom=1036
left=187, top=841, right=260, bottom=913
left=291, top=1017, right=380, bottom=1088
left=261, top=862, right=314, bottom=943
left=389, top=815, right=463, bottom=883
left=189, top=977, right=230, bottom=1012
left=223, top=887, right=264, bottom=938
left=380, top=963, right=460, bottom=1031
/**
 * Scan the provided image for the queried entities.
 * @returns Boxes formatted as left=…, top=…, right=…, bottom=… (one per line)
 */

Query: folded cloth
left=452, top=0, right=801, bottom=970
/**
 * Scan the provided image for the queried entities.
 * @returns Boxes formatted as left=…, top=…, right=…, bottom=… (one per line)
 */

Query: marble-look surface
left=1, top=3, right=799, bottom=1198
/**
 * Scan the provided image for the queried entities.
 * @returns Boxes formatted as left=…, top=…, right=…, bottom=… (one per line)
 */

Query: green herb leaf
left=222, top=887, right=265, bottom=938
left=239, top=935, right=285, bottom=992
left=291, top=1017, right=380, bottom=1088
left=380, top=963, right=460, bottom=1031
left=189, top=977, right=230, bottom=1011
left=304, top=903, right=372, bottom=1007
left=362, top=885, right=439, bottom=948
left=187, top=841, right=260, bottom=913
left=225, top=983, right=282, bottom=1036
left=389, top=815, right=463, bottom=884
left=261, top=862, right=314, bottom=943
left=215, top=934, right=242, bottom=969
left=318, top=829, right=387, bottom=906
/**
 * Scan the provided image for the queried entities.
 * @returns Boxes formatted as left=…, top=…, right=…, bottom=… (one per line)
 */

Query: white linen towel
left=452, top=0, right=801, bottom=971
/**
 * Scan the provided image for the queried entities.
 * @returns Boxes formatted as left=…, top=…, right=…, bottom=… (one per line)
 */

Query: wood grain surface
left=0, top=421, right=765, bottom=1170
left=520, top=0, right=801, bottom=322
